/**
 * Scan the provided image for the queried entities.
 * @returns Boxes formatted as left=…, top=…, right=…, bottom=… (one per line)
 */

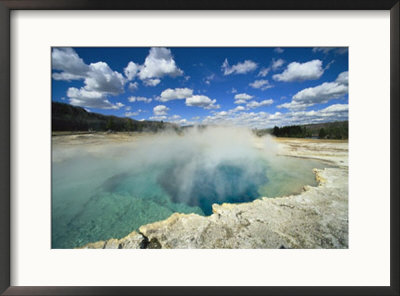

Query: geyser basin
left=52, top=128, right=328, bottom=248
left=156, top=158, right=267, bottom=215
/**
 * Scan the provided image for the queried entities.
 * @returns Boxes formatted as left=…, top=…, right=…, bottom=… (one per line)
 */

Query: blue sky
left=51, top=47, right=348, bottom=128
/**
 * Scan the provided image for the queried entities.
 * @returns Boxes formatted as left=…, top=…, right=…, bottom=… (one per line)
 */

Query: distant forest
left=52, top=102, right=178, bottom=132
left=53, top=102, right=348, bottom=139
left=253, top=121, right=348, bottom=139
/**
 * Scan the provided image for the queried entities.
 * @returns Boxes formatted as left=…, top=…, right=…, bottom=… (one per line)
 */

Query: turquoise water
left=52, top=135, right=327, bottom=249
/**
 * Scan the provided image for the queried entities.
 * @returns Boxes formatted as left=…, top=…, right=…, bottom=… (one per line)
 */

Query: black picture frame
left=0, top=1, right=398, bottom=295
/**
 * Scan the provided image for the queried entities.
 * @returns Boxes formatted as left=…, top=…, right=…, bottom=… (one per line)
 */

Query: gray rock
left=79, top=231, right=144, bottom=249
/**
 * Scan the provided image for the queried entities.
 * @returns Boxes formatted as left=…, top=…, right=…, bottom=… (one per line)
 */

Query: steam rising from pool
left=52, top=127, right=326, bottom=248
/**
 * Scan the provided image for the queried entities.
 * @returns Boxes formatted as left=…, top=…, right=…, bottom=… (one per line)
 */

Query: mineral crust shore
left=79, top=137, right=348, bottom=249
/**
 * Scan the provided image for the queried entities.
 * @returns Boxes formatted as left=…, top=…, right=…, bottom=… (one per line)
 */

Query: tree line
left=254, top=121, right=348, bottom=139
left=52, top=102, right=178, bottom=133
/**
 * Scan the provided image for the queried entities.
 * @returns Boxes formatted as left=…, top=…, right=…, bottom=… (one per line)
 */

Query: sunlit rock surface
left=80, top=231, right=144, bottom=249
left=81, top=137, right=348, bottom=249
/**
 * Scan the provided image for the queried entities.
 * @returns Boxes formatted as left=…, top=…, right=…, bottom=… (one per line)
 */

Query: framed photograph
left=1, top=1, right=398, bottom=295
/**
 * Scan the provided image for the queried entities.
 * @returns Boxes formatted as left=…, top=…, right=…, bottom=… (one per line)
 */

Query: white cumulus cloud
left=123, top=47, right=183, bottom=87
left=271, top=58, right=285, bottom=71
left=128, top=96, right=152, bottom=103
left=231, top=106, right=246, bottom=112
left=52, top=48, right=89, bottom=81
left=128, top=82, right=139, bottom=91
left=143, top=78, right=161, bottom=87
left=292, top=81, right=348, bottom=104
left=277, top=101, right=314, bottom=110
left=221, top=59, right=258, bottom=75
left=273, top=59, right=324, bottom=82
left=124, top=61, right=141, bottom=81
left=202, top=104, right=348, bottom=129
left=53, top=48, right=129, bottom=110
left=63, top=62, right=127, bottom=109
left=234, top=93, right=253, bottom=100
left=278, top=71, right=349, bottom=110
left=249, top=79, right=273, bottom=90
left=185, top=95, right=220, bottom=109
left=53, top=48, right=126, bottom=96
left=335, top=71, right=348, bottom=85
left=234, top=99, right=247, bottom=105
left=138, top=47, right=183, bottom=80
left=67, top=87, right=123, bottom=110
left=246, top=99, right=274, bottom=109
left=158, top=88, right=193, bottom=102
left=204, top=73, right=215, bottom=85
left=257, top=67, right=270, bottom=77
left=153, top=105, right=169, bottom=116
left=84, top=62, right=126, bottom=95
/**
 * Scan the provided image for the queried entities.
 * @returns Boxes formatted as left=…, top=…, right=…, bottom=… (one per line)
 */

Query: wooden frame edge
left=0, top=1, right=398, bottom=295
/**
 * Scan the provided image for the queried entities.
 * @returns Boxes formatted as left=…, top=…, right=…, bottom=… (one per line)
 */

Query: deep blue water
left=158, top=160, right=268, bottom=215
left=52, top=140, right=326, bottom=249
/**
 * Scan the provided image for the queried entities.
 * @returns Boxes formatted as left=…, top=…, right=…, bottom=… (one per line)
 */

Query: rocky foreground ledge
left=80, top=138, right=348, bottom=249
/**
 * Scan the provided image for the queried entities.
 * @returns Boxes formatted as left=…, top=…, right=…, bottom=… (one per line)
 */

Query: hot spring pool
left=52, top=130, right=329, bottom=248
